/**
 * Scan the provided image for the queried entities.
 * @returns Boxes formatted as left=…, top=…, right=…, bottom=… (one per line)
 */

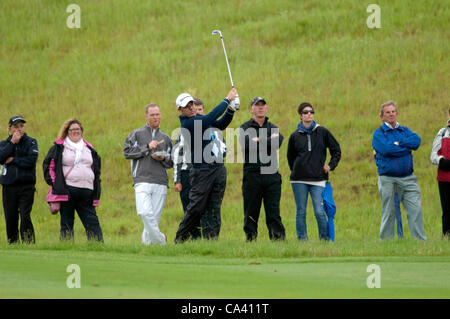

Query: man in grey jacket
left=124, top=103, right=173, bottom=245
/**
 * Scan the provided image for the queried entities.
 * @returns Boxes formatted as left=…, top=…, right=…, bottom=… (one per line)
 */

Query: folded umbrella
left=322, top=182, right=336, bottom=242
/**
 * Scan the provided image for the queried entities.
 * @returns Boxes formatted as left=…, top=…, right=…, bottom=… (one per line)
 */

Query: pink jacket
left=46, top=138, right=99, bottom=206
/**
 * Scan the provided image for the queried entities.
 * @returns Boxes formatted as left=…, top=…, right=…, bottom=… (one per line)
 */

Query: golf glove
left=229, top=94, right=240, bottom=111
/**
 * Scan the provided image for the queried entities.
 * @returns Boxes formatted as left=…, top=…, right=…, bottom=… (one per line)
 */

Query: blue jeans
left=291, top=183, right=329, bottom=240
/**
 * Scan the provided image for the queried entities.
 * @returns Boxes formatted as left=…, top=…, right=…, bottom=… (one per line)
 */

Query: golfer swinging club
left=174, top=88, right=239, bottom=243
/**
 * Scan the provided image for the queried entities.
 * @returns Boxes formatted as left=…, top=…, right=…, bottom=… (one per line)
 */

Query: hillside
left=1, top=0, right=449, bottom=244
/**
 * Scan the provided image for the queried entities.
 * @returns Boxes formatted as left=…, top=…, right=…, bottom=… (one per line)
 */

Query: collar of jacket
left=179, top=114, right=193, bottom=121
left=382, top=122, right=403, bottom=131
left=54, top=138, right=94, bottom=149
left=145, top=124, right=159, bottom=131
left=297, top=121, right=319, bottom=133
left=249, top=116, right=269, bottom=127
left=7, top=133, right=28, bottom=143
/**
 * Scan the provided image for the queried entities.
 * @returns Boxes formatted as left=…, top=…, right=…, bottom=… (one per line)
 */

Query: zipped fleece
left=0, top=133, right=38, bottom=186
left=287, top=124, right=341, bottom=181
left=372, top=123, right=421, bottom=177
left=123, top=125, right=173, bottom=186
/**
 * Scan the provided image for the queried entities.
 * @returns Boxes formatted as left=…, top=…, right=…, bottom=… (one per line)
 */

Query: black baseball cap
left=9, top=115, right=26, bottom=127
left=251, top=97, right=266, bottom=106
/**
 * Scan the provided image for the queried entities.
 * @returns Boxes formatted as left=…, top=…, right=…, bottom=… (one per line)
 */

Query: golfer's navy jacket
left=179, top=99, right=234, bottom=168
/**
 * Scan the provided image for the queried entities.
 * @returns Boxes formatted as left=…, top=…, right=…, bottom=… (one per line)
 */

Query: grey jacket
left=123, top=125, right=173, bottom=186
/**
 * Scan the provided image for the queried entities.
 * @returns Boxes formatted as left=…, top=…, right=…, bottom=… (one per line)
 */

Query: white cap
left=176, top=93, right=194, bottom=108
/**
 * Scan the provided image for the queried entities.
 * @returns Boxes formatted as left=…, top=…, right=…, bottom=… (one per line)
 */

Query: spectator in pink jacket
left=43, top=118, right=103, bottom=242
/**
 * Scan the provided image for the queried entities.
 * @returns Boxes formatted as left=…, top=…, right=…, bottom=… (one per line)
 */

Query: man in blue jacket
left=372, top=101, right=427, bottom=240
left=0, top=116, right=38, bottom=244
left=174, top=88, right=238, bottom=243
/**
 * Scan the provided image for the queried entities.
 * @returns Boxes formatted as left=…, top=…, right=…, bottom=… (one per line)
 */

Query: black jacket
left=42, top=141, right=101, bottom=201
left=0, top=134, right=38, bottom=186
left=287, top=124, right=341, bottom=181
left=239, top=117, right=283, bottom=171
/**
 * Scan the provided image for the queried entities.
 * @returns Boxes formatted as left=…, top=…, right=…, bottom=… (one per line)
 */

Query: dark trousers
left=60, top=185, right=103, bottom=242
left=180, top=170, right=192, bottom=212
left=200, top=193, right=222, bottom=240
left=242, top=170, right=285, bottom=241
left=180, top=169, right=222, bottom=240
left=438, top=181, right=450, bottom=236
left=180, top=169, right=201, bottom=239
left=2, top=184, right=35, bottom=244
left=175, top=164, right=226, bottom=243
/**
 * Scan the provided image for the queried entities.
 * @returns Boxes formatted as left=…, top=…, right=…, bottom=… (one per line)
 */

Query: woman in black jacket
left=287, top=103, right=341, bottom=241
left=43, top=118, right=103, bottom=242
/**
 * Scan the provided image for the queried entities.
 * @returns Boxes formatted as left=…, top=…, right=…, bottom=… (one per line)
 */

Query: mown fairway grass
left=1, top=244, right=449, bottom=299
left=0, top=0, right=449, bottom=299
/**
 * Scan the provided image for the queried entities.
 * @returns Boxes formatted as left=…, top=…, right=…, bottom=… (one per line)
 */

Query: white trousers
left=134, top=183, right=167, bottom=245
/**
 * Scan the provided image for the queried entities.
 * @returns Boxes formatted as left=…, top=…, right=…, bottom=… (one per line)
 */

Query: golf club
left=212, top=30, right=234, bottom=88
left=212, top=30, right=239, bottom=109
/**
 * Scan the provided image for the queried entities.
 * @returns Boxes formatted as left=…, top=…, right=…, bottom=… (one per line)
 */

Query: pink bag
left=49, top=201, right=60, bottom=215
left=47, top=164, right=75, bottom=215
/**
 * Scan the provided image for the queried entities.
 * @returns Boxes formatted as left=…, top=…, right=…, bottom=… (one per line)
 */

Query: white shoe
left=142, top=230, right=152, bottom=245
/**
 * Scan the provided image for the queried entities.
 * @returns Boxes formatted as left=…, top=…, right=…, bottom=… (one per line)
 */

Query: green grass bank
left=0, top=1, right=449, bottom=247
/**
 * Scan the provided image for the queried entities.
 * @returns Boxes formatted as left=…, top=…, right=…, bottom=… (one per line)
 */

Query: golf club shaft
left=219, top=35, right=234, bottom=88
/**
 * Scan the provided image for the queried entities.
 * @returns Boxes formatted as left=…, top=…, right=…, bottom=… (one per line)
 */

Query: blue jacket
left=372, top=123, right=421, bottom=177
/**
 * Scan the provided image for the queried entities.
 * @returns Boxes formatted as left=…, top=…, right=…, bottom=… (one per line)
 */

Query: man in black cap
left=239, top=97, right=286, bottom=241
left=0, top=116, right=38, bottom=244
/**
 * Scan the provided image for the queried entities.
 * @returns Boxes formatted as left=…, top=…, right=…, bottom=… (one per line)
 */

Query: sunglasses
left=301, top=110, right=315, bottom=115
